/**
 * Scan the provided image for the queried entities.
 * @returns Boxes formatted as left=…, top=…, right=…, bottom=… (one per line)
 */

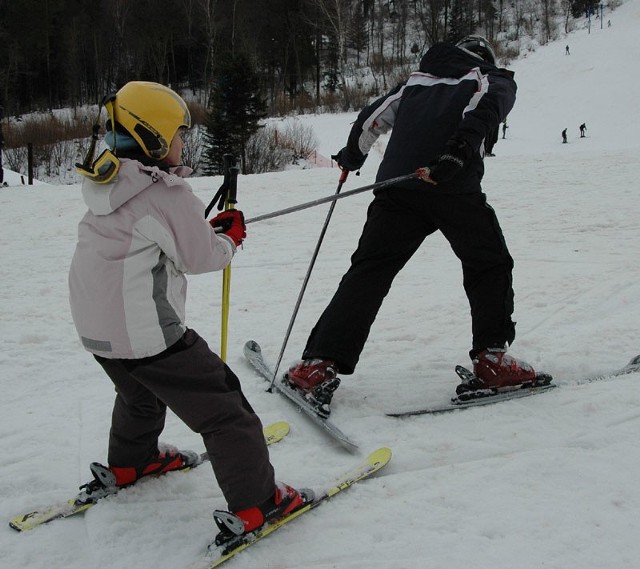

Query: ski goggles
left=75, top=148, right=120, bottom=184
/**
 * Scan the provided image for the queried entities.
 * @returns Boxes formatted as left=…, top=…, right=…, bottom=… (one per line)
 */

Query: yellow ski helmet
left=104, top=81, right=191, bottom=160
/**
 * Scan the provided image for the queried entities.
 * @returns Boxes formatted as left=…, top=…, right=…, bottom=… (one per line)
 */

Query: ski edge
left=387, top=384, right=557, bottom=417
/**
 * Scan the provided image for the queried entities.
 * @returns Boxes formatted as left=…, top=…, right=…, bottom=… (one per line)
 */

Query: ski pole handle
left=220, top=155, right=239, bottom=362
left=224, top=155, right=239, bottom=208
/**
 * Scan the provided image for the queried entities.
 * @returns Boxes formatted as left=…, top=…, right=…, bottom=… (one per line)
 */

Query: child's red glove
left=210, top=209, right=246, bottom=247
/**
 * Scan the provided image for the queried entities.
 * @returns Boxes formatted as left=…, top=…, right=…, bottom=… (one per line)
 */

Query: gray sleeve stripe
left=81, top=337, right=113, bottom=352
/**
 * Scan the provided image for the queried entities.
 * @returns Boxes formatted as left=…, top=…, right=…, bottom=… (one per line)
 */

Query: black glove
left=425, top=136, right=473, bottom=185
left=332, top=146, right=366, bottom=172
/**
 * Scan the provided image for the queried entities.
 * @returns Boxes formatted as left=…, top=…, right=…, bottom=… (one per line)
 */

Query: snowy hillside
left=3, top=2, right=640, bottom=568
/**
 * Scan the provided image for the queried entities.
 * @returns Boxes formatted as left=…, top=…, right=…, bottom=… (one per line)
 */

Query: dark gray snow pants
left=95, top=328, right=274, bottom=511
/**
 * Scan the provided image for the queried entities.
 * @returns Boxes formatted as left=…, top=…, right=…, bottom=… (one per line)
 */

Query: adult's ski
left=387, top=382, right=557, bottom=416
left=243, top=340, right=358, bottom=452
left=188, top=447, right=392, bottom=569
left=8, top=421, right=290, bottom=532
left=387, top=354, right=640, bottom=417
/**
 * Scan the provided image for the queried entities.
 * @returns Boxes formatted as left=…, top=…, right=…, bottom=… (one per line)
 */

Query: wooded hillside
left=0, top=0, right=606, bottom=117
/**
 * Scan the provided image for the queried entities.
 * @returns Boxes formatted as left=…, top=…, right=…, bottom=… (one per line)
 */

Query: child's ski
left=189, top=447, right=392, bottom=569
left=8, top=421, right=290, bottom=532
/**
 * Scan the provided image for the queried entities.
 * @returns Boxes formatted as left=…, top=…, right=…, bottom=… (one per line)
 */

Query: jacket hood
left=81, top=159, right=193, bottom=216
left=419, top=42, right=498, bottom=78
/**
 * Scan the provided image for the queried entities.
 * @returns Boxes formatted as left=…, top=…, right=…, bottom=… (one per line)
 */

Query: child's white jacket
left=69, top=158, right=235, bottom=359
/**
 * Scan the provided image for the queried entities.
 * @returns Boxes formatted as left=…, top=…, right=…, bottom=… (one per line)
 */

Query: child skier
left=70, top=81, right=305, bottom=542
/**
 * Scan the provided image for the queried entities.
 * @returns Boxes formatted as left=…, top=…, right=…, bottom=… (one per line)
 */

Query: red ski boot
left=287, top=358, right=337, bottom=391
left=76, top=449, right=200, bottom=505
left=286, top=359, right=341, bottom=415
left=213, top=482, right=311, bottom=545
left=109, top=448, right=201, bottom=486
left=456, top=348, right=542, bottom=398
left=473, top=349, right=537, bottom=388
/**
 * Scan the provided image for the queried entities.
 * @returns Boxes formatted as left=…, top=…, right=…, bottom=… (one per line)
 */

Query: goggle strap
left=77, top=94, right=118, bottom=176
left=101, top=93, right=118, bottom=154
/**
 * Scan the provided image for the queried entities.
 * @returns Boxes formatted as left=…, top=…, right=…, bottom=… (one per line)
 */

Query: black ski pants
left=302, top=187, right=516, bottom=374
left=95, top=328, right=274, bottom=512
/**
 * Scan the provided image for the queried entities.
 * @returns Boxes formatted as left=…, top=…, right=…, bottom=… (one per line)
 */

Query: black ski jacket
left=345, top=42, right=517, bottom=193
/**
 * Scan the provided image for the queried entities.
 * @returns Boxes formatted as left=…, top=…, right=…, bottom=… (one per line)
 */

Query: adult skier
left=286, top=36, right=544, bottom=411
left=484, top=124, right=499, bottom=156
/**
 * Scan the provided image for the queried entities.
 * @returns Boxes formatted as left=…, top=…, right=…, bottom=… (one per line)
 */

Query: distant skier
left=566, top=45, right=570, bottom=55
left=562, top=128, right=568, bottom=143
left=579, top=123, right=587, bottom=137
left=0, top=106, right=4, bottom=186
left=484, top=125, right=499, bottom=156
left=502, top=121, right=509, bottom=139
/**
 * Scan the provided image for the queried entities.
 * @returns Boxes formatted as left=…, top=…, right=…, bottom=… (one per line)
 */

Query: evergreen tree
left=447, top=0, right=464, bottom=43
left=447, top=0, right=475, bottom=43
left=348, top=4, right=369, bottom=67
left=202, top=52, right=267, bottom=175
left=570, top=0, right=600, bottom=18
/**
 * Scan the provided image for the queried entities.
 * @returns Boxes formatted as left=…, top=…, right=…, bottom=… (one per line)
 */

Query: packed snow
left=3, top=2, right=640, bottom=568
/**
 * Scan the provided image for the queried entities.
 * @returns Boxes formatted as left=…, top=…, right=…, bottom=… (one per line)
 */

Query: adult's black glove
left=425, top=136, right=473, bottom=185
left=332, top=146, right=366, bottom=172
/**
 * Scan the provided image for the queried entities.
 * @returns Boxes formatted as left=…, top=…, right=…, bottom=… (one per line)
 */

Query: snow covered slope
left=2, top=2, right=640, bottom=567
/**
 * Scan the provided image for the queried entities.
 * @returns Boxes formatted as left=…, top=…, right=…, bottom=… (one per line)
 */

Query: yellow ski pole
left=220, top=155, right=239, bottom=362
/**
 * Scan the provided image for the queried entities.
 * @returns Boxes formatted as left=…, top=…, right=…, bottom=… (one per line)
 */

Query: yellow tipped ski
left=8, top=421, right=290, bottom=532
left=9, top=500, right=93, bottom=532
left=197, top=447, right=392, bottom=568
left=263, top=421, right=290, bottom=445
